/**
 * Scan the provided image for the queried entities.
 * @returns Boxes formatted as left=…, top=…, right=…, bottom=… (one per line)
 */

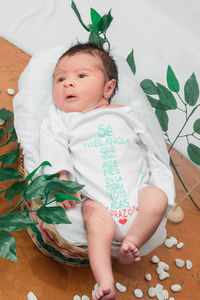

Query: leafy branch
left=71, top=0, right=113, bottom=50
left=140, top=67, right=200, bottom=210
left=0, top=111, right=84, bottom=262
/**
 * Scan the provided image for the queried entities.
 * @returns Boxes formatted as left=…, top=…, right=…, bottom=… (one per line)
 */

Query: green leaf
left=155, top=109, right=169, bottom=132
left=4, top=180, right=26, bottom=201
left=0, top=108, right=13, bottom=121
left=8, top=131, right=17, bottom=143
left=54, top=192, right=80, bottom=203
left=88, top=31, right=105, bottom=47
left=184, top=73, right=199, bottom=106
left=97, top=10, right=113, bottom=33
left=6, top=125, right=15, bottom=135
left=0, top=214, right=37, bottom=232
left=193, top=118, right=200, bottom=135
left=24, top=174, right=58, bottom=200
left=147, top=95, right=168, bottom=110
left=87, top=24, right=99, bottom=35
left=0, top=146, right=19, bottom=165
left=187, top=143, right=200, bottom=165
left=37, top=206, right=71, bottom=224
left=90, top=8, right=102, bottom=26
left=167, top=65, right=180, bottom=92
left=126, top=49, right=136, bottom=75
left=0, top=231, right=18, bottom=262
left=45, top=178, right=85, bottom=195
left=0, top=168, right=22, bottom=181
left=71, top=0, right=90, bottom=32
left=26, top=161, right=51, bottom=182
left=140, top=79, right=158, bottom=95
left=157, top=83, right=177, bottom=110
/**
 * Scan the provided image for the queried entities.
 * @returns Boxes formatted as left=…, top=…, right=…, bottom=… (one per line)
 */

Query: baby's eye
left=79, top=74, right=87, bottom=78
left=58, top=77, right=65, bottom=82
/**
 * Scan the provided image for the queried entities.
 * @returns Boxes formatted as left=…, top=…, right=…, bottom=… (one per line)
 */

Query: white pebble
left=73, top=295, right=81, bottom=300
left=156, top=292, right=164, bottom=300
left=155, top=284, right=163, bottom=293
left=148, top=287, right=156, bottom=298
left=161, top=289, right=169, bottom=299
left=0, top=119, right=5, bottom=125
left=81, top=296, right=90, bottom=300
left=144, top=273, right=152, bottom=281
left=133, top=289, right=143, bottom=298
left=156, top=266, right=164, bottom=275
left=151, top=255, right=160, bottom=263
left=169, top=237, right=178, bottom=245
left=175, top=259, right=185, bottom=268
left=73, top=296, right=81, bottom=300
left=159, top=271, right=170, bottom=281
left=176, top=242, right=184, bottom=249
left=115, top=282, right=127, bottom=292
left=164, top=238, right=174, bottom=248
left=169, top=297, right=175, bottom=300
left=7, top=88, right=15, bottom=95
left=171, top=284, right=182, bottom=292
left=27, top=292, right=38, bottom=300
left=186, top=260, right=192, bottom=270
left=158, top=262, right=169, bottom=271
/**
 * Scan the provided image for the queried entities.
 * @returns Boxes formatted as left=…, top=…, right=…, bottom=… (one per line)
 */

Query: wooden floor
left=0, top=37, right=200, bottom=300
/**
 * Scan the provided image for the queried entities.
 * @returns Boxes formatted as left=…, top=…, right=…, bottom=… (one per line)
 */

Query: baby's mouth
left=65, top=95, right=77, bottom=101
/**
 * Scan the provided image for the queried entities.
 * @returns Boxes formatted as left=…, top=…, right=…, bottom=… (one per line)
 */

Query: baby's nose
left=63, top=78, right=75, bottom=88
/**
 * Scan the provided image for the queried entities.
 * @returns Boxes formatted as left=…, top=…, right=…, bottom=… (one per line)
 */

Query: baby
left=40, top=42, right=171, bottom=300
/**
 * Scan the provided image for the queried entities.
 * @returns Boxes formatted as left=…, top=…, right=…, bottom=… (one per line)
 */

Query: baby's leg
left=82, top=199, right=116, bottom=300
left=118, top=186, right=168, bottom=264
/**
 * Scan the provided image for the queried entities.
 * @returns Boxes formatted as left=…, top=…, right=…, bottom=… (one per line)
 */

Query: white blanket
left=13, top=47, right=175, bottom=256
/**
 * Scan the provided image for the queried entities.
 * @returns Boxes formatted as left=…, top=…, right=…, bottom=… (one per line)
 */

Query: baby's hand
left=57, top=192, right=81, bottom=210
left=57, top=171, right=81, bottom=210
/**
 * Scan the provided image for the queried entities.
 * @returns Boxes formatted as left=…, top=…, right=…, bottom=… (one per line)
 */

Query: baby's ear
left=104, top=79, right=116, bottom=100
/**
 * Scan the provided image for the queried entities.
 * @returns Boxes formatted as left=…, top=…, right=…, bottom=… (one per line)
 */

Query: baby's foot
left=117, top=239, right=141, bottom=264
left=93, top=284, right=116, bottom=300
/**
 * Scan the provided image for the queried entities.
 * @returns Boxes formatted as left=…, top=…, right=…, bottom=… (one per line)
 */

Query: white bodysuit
left=40, top=104, right=174, bottom=240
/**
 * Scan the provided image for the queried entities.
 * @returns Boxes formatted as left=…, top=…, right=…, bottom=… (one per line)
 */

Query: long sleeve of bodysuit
left=39, top=105, right=74, bottom=178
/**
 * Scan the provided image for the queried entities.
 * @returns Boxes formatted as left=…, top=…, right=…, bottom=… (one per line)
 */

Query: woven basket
left=19, top=151, right=89, bottom=267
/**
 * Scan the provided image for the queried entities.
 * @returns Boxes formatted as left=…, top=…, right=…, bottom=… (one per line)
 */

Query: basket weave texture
left=19, top=151, right=89, bottom=267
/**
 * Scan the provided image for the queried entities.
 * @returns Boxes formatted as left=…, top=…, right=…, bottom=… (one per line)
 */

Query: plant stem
left=103, top=33, right=110, bottom=51
left=170, top=156, right=200, bottom=210
left=165, top=132, right=173, bottom=145
left=177, top=107, right=186, bottom=113
left=176, top=92, right=186, bottom=106
left=6, top=208, right=40, bottom=215
left=168, top=120, right=188, bottom=152
left=168, top=104, right=200, bottom=152
left=5, top=194, right=25, bottom=216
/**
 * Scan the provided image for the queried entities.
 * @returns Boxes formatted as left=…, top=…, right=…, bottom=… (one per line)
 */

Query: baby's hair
left=58, top=42, right=118, bottom=101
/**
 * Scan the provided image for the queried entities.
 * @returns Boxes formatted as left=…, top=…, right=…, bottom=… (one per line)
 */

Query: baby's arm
left=57, top=170, right=81, bottom=210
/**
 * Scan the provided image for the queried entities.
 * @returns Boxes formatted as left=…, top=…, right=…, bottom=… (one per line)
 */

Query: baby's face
left=53, top=52, right=115, bottom=113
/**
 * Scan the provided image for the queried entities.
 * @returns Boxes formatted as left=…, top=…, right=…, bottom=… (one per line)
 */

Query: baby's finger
left=70, top=200, right=78, bottom=207
left=63, top=201, right=73, bottom=209
left=57, top=202, right=65, bottom=208
left=57, top=201, right=71, bottom=210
